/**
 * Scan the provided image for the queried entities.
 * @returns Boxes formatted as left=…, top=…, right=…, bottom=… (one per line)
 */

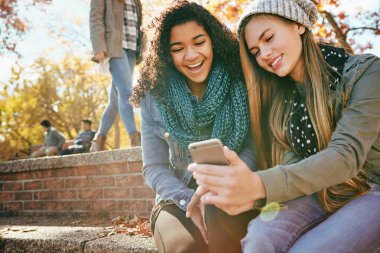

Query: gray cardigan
left=257, top=54, right=380, bottom=204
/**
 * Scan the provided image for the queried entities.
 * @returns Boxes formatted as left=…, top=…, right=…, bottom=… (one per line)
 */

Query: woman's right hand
left=188, top=147, right=267, bottom=213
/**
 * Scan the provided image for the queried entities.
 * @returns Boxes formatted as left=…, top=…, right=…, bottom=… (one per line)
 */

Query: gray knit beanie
left=237, top=0, right=318, bottom=35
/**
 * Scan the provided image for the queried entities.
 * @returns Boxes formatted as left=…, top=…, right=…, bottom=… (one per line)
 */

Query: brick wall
left=0, top=148, right=155, bottom=218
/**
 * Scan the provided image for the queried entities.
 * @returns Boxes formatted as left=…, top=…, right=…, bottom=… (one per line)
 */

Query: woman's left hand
left=188, top=146, right=266, bottom=209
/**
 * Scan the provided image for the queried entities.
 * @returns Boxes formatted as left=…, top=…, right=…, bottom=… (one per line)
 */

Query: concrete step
left=0, top=225, right=157, bottom=253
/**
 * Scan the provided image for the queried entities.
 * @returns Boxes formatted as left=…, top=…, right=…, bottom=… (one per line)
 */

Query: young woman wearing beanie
left=131, top=1, right=258, bottom=252
left=189, top=0, right=380, bottom=252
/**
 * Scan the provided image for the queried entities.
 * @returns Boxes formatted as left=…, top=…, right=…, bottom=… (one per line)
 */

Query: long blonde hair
left=239, top=16, right=369, bottom=213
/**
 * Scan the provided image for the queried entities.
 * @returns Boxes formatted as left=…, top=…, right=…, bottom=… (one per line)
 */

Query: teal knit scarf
left=154, top=61, right=249, bottom=152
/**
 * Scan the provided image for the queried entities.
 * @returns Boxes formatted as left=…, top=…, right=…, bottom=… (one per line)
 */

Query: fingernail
left=188, top=163, right=196, bottom=171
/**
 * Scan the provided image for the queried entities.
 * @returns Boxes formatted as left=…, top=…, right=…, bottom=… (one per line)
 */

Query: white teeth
left=271, top=55, right=282, bottom=67
left=188, top=61, right=202, bottom=68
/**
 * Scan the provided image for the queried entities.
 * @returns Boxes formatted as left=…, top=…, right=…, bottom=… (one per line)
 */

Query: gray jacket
left=140, top=93, right=257, bottom=211
left=44, top=127, right=66, bottom=150
left=89, top=0, right=142, bottom=58
left=257, top=54, right=380, bottom=204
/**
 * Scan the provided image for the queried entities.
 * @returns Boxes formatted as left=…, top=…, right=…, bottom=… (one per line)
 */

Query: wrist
left=251, top=172, right=267, bottom=200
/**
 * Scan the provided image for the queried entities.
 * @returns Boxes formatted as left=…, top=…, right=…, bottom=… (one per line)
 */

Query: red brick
left=35, top=170, right=53, bottom=178
left=128, top=162, right=143, bottom=172
left=54, top=168, right=76, bottom=177
left=103, top=188, right=129, bottom=199
left=92, top=200, right=118, bottom=211
left=65, top=178, right=89, bottom=188
left=131, top=188, right=155, bottom=198
left=115, top=175, right=144, bottom=187
left=119, top=200, right=147, bottom=212
left=15, top=172, right=35, bottom=180
left=24, top=181, right=42, bottom=190
left=89, top=177, right=114, bottom=187
left=101, top=164, right=127, bottom=174
left=24, top=201, right=43, bottom=210
left=3, top=182, right=22, bottom=191
left=3, top=201, right=22, bottom=211
left=76, top=166, right=100, bottom=176
left=64, top=201, right=92, bottom=211
left=45, top=201, right=64, bottom=211
left=34, top=191, right=55, bottom=200
left=15, top=192, right=32, bottom=200
left=0, top=174, right=14, bottom=181
left=56, top=190, right=77, bottom=199
left=78, top=189, right=103, bottom=199
left=0, top=192, right=14, bottom=201
left=43, top=179, right=64, bottom=189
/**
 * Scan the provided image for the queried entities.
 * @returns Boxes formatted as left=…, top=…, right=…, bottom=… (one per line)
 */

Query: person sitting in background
left=31, top=120, right=66, bottom=158
left=60, top=119, right=96, bottom=155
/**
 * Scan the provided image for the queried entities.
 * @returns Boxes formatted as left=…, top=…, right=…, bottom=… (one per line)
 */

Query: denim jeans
left=98, top=48, right=137, bottom=135
left=289, top=182, right=380, bottom=253
left=241, top=183, right=380, bottom=253
left=241, top=194, right=326, bottom=253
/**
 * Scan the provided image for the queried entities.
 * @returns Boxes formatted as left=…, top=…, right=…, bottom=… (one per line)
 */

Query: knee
left=153, top=205, right=207, bottom=253
left=153, top=218, right=199, bottom=253
left=119, top=89, right=132, bottom=99
left=241, top=218, right=289, bottom=253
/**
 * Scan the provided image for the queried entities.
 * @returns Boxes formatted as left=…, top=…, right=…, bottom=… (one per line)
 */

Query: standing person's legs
left=91, top=81, right=119, bottom=151
left=152, top=202, right=208, bottom=253
left=289, top=183, right=380, bottom=253
left=241, top=195, right=327, bottom=253
left=205, top=205, right=258, bottom=253
left=109, top=49, right=137, bottom=135
left=97, top=82, right=119, bottom=136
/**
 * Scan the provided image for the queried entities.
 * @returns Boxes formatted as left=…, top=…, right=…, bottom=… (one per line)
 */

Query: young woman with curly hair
left=131, top=1, right=257, bottom=252
left=190, top=0, right=380, bottom=252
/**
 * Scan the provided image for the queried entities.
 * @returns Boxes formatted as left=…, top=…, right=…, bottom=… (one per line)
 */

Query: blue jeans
left=98, top=49, right=137, bottom=135
left=241, top=183, right=380, bottom=253
left=289, top=182, right=380, bottom=253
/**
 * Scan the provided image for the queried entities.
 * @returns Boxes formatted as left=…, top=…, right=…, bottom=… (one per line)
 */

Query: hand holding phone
left=188, top=138, right=229, bottom=165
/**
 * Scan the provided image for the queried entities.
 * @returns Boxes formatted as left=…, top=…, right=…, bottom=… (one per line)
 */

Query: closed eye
left=171, top=47, right=183, bottom=52
left=195, top=41, right=205, bottom=46
left=252, top=49, right=260, bottom=57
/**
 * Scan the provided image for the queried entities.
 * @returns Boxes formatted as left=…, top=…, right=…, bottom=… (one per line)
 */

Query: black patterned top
left=288, top=45, right=349, bottom=158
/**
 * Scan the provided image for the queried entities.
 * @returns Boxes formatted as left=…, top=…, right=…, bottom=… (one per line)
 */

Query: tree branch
left=345, top=26, right=379, bottom=35
left=319, top=10, right=353, bottom=53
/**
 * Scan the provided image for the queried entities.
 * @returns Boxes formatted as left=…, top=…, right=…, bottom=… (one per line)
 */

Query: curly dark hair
left=131, top=0, right=243, bottom=106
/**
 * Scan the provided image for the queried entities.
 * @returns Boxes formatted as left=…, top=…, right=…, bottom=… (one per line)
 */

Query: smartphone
left=188, top=138, right=229, bottom=165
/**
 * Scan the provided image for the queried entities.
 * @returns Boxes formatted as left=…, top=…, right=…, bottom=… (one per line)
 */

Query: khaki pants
left=31, top=146, right=59, bottom=158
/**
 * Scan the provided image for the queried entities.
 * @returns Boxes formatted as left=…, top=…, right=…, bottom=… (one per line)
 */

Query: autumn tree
left=0, top=0, right=52, bottom=55
left=199, top=0, right=379, bottom=53
left=0, top=55, right=139, bottom=161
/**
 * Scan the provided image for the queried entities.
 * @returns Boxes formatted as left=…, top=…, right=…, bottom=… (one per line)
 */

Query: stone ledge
left=0, top=148, right=142, bottom=174
left=0, top=226, right=157, bottom=253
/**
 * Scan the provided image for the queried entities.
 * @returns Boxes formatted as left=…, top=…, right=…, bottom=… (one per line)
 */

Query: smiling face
left=244, top=15, right=306, bottom=83
left=169, top=21, right=213, bottom=92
